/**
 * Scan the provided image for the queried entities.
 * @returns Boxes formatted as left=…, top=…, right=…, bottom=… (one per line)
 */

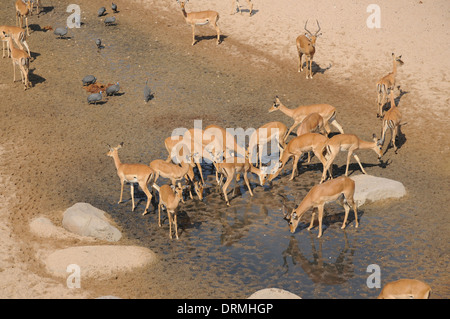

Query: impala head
left=304, top=19, right=322, bottom=46
left=193, top=180, right=204, bottom=200
left=372, top=134, right=383, bottom=159
left=268, top=96, right=282, bottom=113
left=106, top=142, right=123, bottom=157
left=392, top=53, right=404, bottom=66
left=176, top=0, right=188, bottom=9
left=284, top=208, right=300, bottom=233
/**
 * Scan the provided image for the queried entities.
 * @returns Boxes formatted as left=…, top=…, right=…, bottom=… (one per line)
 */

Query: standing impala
left=106, top=143, right=155, bottom=216
left=379, top=91, right=403, bottom=153
left=296, top=20, right=321, bottom=79
left=15, top=0, right=32, bottom=37
left=3, top=32, right=30, bottom=90
left=176, top=0, right=221, bottom=46
left=285, top=176, right=358, bottom=238
left=152, top=183, right=184, bottom=240
left=216, top=153, right=267, bottom=206
left=231, top=0, right=253, bottom=16
left=376, top=53, right=404, bottom=117
left=0, top=25, right=30, bottom=58
left=269, top=96, right=344, bottom=139
left=320, top=133, right=382, bottom=183
left=269, top=133, right=330, bottom=182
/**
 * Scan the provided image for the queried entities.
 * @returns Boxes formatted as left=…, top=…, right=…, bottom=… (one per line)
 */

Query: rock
left=44, top=245, right=156, bottom=279
left=350, top=174, right=406, bottom=206
left=62, top=203, right=122, bottom=242
left=247, top=288, right=301, bottom=299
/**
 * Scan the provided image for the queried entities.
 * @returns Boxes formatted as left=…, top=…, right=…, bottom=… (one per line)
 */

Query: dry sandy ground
left=0, top=0, right=448, bottom=299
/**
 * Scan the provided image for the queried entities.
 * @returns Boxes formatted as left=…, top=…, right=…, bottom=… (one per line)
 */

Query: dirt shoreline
left=0, top=0, right=448, bottom=298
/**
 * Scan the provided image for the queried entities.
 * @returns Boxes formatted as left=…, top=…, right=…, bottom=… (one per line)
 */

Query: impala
left=176, top=0, right=221, bottom=46
left=296, top=20, right=321, bottom=79
left=216, top=154, right=268, bottom=206
left=269, top=133, right=330, bottom=182
left=106, top=143, right=154, bottom=216
left=152, top=183, right=184, bottom=239
left=0, top=25, right=30, bottom=58
left=149, top=157, right=203, bottom=201
left=285, top=176, right=358, bottom=238
left=320, top=133, right=382, bottom=183
left=231, top=0, right=253, bottom=16
left=269, top=96, right=344, bottom=138
left=248, top=121, right=288, bottom=168
left=15, top=0, right=32, bottom=37
left=376, top=53, right=404, bottom=117
left=3, top=32, right=30, bottom=90
left=379, top=91, right=402, bottom=153
left=296, top=112, right=327, bottom=136
left=377, top=279, right=431, bottom=299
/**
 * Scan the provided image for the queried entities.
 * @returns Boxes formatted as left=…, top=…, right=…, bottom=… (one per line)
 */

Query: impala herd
left=2, top=0, right=428, bottom=298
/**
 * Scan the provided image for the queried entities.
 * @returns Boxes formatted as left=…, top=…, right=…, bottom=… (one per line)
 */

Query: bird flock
left=2, top=0, right=427, bottom=298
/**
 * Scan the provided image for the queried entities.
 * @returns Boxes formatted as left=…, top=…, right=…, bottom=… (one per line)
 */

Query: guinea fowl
left=87, top=91, right=103, bottom=105
left=144, top=80, right=153, bottom=103
left=82, top=75, right=96, bottom=86
left=54, top=27, right=68, bottom=39
left=104, top=16, right=116, bottom=26
left=98, top=7, right=106, bottom=17
left=106, top=82, right=120, bottom=96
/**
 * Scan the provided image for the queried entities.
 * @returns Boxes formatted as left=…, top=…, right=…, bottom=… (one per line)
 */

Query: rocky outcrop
left=350, top=174, right=406, bottom=206
left=62, top=203, right=122, bottom=242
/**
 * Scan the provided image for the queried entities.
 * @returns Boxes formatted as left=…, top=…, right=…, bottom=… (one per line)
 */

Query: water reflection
left=282, top=232, right=355, bottom=284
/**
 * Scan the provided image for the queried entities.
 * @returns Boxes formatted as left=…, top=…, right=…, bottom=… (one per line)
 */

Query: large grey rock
left=62, top=203, right=121, bottom=242
left=248, top=288, right=301, bottom=299
left=44, top=245, right=156, bottom=278
left=350, top=174, right=406, bottom=206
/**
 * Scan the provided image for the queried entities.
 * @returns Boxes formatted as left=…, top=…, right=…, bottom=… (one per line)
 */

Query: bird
left=144, top=80, right=153, bottom=103
left=54, top=26, right=68, bottom=39
left=104, top=16, right=116, bottom=25
left=96, top=38, right=102, bottom=49
left=82, top=75, right=96, bottom=86
left=106, top=82, right=120, bottom=96
left=98, top=7, right=106, bottom=17
left=87, top=91, right=103, bottom=105
left=112, top=3, right=118, bottom=13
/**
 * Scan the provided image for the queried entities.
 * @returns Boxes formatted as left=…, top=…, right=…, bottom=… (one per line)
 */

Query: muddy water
left=1, top=0, right=448, bottom=299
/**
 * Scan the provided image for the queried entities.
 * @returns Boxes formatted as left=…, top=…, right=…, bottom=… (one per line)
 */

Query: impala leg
left=130, top=184, right=135, bottom=211
left=158, top=203, right=162, bottom=227
left=222, top=172, right=234, bottom=206
left=352, top=154, right=367, bottom=174
left=118, top=180, right=124, bottom=204
left=168, top=211, right=173, bottom=239
left=173, top=212, right=179, bottom=240
left=214, top=23, right=221, bottom=45
left=317, top=205, right=324, bottom=238
left=243, top=171, right=253, bottom=196
left=140, top=182, right=152, bottom=216
left=308, top=207, right=317, bottom=231
left=248, top=0, right=253, bottom=16
left=289, top=155, right=300, bottom=181
left=191, top=25, right=196, bottom=45
left=392, top=126, right=399, bottom=153
left=345, top=151, right=353, bottom=176
left=330, top=119, right=345, bottom=134
left=298, top=52, right=303, bottom=72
